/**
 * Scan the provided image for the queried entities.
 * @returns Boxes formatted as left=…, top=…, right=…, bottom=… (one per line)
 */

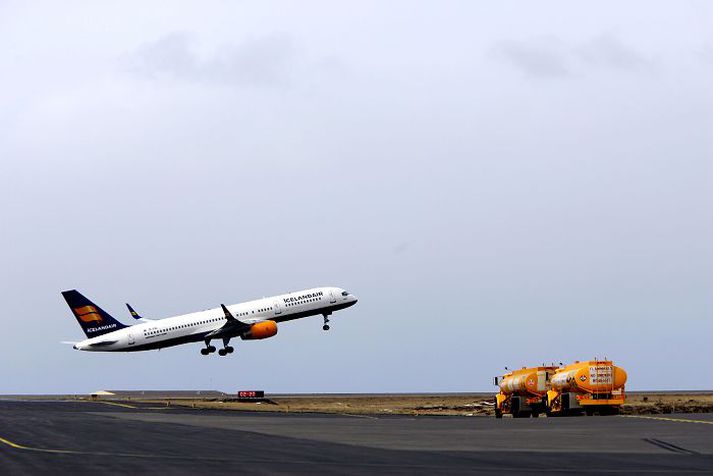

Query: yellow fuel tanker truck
left=494, top=366, right=559, bottom=418
left=546, top=360, right=627, bottom=416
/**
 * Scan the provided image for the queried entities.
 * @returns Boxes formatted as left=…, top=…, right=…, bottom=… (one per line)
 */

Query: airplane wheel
left=323, top=324, right=330, bottom=331
left=200, top=348, right=209, bottom=356
left=226, top=346, right=234, bottom=353
left=207, top=346, right=216, bottom=353
left=218, top=348, right=227, bottom=356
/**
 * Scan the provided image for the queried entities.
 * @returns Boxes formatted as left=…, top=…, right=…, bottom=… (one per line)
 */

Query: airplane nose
left=73, top=344, right=79, bottom=350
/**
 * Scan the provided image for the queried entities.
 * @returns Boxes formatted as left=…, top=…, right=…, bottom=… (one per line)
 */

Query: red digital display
left=237, top=390, right=265, bottom=399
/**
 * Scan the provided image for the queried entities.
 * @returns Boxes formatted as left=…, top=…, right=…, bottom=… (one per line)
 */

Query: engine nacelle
left=241, top=321, right=278, bottom=340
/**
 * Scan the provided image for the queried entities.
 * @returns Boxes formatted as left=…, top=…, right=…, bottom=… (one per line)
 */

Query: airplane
left=62, top=287, right=358, bottom=356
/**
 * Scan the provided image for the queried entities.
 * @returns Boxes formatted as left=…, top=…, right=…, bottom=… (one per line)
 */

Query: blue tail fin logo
left=126, top=303, right=142, bottom=320
left=62, top=290, right=128, bottom=337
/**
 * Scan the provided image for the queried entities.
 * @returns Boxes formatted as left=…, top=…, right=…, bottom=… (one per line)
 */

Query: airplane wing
left=205, top=305, right=251, bottom=339
left=221, top=304, right=238, bottom=322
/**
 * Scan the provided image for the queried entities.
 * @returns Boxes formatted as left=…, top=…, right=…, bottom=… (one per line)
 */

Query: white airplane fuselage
left=72, top=287, right=357, bottom=353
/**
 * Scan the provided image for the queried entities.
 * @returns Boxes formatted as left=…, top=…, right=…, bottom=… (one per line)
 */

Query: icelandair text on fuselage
left=284, top=291, right=323, bottom=304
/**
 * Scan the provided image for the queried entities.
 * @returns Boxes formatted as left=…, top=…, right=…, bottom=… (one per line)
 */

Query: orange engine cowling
left=241, top=321, right=278, bottom=340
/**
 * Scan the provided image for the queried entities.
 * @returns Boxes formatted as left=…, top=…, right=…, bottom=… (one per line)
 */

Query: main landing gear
left=201, top=338, right=234, bottom=356
left=322, top=313, right=331, bottom=331
left=200, top=343, right=217, bottom=356
left=219, top=337, right=234, bottom=356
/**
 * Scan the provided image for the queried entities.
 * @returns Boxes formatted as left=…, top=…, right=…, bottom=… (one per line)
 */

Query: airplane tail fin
left=61, top=290, right=128, bottom=338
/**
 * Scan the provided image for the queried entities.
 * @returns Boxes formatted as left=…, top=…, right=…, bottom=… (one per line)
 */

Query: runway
left=1, top=401, right=711, bottom=474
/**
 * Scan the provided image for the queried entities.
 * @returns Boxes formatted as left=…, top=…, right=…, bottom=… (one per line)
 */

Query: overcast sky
left=1, top=1, right=711, bottom=393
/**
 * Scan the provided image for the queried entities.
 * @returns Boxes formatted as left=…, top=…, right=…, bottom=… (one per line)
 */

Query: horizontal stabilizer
left=89, top=340, right=119, bottom=347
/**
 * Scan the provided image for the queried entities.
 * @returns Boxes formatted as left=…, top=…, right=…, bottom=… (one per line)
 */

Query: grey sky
left=1, top=1, right=711, bottom=393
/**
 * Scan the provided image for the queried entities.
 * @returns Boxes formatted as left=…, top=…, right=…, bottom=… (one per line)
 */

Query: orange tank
left=550, top=360, right=627, bottom=394
left=499, top=366, right=557, bottom=397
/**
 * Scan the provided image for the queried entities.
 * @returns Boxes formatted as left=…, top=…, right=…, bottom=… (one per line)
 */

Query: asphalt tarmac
left=1, top=400, right=711, bottom=474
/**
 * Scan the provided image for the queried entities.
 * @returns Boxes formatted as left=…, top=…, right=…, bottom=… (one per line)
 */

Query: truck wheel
left=511, top=397, right=520, bottom=417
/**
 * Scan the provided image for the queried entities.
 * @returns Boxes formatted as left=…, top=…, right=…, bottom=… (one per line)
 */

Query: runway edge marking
left=0, top=434, right=222, bottom=460
left=620, top=415, right=713, bottom=425
left=0, top=436, right=80, bottom=454
left=88, top=401, right=138, bottom=409
left=0, top=436, right=29, bottom=450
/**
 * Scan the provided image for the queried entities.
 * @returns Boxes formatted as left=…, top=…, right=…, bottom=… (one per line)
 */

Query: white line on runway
left=620, top=415, right=713, bottom=425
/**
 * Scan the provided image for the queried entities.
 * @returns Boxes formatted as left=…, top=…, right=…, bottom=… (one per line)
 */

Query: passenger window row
left=145, top=316, right=227, bottom=335
left=287, top=297, right=321, bottom=307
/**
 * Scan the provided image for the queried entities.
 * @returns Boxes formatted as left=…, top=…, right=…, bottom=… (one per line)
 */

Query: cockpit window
left=341, top=291, right=349, bottom=296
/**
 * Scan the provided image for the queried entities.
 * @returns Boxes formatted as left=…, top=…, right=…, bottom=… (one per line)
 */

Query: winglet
left=221, top=304, right=236, bottom=322
left=126, top=303, right=142, bottom=320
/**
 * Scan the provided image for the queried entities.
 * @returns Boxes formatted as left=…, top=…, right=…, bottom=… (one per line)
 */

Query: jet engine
left=241, top=321, right=278, bottom=340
